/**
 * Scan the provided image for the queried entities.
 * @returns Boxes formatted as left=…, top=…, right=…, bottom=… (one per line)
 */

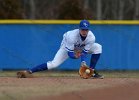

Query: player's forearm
left=68, top=50, right=88, bottom=60
left=81, top=50, right=88, bottom=62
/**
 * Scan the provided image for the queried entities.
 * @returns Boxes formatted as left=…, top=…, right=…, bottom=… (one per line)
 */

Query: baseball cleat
left=17, top=70, right=33, bottom=78
left=92, top=73, right=104, bottom=79
left=91, top=70, right=104, bottom=79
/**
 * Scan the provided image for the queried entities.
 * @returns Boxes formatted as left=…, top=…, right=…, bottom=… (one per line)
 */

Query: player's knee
left=94, top=44, right=102, bottom=54
left=47, top=61, right=59, bottom=70
left=97, top=44, right=102, bottom=51
left=51, top=64, right=58, bottom=69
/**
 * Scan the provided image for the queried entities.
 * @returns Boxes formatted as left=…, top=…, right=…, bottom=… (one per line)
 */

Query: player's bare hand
left=74, top=50, right=81, bottom=58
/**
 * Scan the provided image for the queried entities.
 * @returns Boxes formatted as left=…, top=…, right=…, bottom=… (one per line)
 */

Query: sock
left=90, top=54, right=100, bottom=69
left=29, top=63, right=48, bottom=73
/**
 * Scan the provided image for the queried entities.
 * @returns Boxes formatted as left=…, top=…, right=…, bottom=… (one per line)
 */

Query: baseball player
left=17, top=20, right=104, bottom=79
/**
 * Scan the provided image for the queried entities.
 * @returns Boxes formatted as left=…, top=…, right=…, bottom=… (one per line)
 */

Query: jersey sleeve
left=65, top=41, right=74, bottom=52
left=65, top=35, right=75, bottom=52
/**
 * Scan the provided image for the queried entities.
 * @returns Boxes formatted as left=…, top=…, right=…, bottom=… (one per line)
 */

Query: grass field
left=0, top=70, right=139, bottom=78
left=0, top=70, right=139, bottom=100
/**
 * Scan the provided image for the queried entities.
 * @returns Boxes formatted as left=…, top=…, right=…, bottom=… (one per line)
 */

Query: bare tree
left=118, top=0, right=124, bottom=20
left=0, top=0, right=138, bottom=20
left=0, top=0, right=23, bottom=19
left=96, top=0, right=102, bottom=20
left=29, top=0, right=36, bottom=19
left=84, top=0, right=89, bottom=9
left=134, top=0, right=139, bottom=19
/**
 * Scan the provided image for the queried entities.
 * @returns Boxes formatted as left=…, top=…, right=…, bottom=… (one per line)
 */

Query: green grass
left=0, top=70, right=139, bottom=78
left=100, top=70, right=139, bottom=78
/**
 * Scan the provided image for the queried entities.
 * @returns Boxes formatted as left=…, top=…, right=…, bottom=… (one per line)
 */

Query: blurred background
left=0, top=0, right=139, bottom=20
left=0, top=0, right=139, bottom=70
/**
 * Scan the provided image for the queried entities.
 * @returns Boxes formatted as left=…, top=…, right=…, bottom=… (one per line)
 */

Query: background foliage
left=0, top=0, right=138, bottom=20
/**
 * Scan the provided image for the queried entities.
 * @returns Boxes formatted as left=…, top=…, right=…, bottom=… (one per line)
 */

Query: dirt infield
left=0, top=71, right=139, bottom=100
left=31, top=78, right=139, bottom=100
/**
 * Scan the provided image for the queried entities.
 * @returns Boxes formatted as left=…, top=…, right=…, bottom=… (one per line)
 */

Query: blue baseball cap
left=79, top=20, right=90, bottom=30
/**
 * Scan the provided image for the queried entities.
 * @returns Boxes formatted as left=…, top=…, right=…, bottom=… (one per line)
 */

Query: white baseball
left=85, top=69, right=90, bottom=74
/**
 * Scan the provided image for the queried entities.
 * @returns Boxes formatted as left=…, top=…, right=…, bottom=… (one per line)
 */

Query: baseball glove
left=79, top=65, right=94, bottom=79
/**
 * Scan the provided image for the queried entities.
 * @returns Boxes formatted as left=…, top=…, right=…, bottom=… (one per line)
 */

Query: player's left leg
left=17, top=48, right=69, bottom=78
left=29, top=47, right=69, bottom=73
left=88, top=43, right=104, bottom=79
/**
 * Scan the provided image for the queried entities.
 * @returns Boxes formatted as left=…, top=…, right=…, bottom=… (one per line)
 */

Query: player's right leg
left=88, top=43, right=104, bottom=79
